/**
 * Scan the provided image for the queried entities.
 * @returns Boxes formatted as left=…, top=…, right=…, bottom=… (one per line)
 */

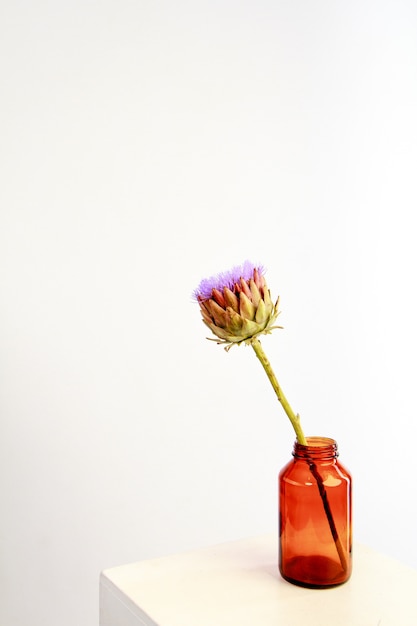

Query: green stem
left=251, top=337, right=347, bottom=573
left=250, top=337, right=307, bottom=445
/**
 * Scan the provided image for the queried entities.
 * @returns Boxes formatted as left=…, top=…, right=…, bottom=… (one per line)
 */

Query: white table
left=100, top=534, right=417, bottom=626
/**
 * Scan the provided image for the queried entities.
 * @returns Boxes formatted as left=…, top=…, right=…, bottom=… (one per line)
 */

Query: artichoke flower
left=194, top=261, right=307, bottom=446
left=194, top=261, right=281, bottom=350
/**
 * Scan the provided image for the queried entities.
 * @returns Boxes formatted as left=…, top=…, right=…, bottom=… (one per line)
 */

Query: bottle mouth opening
left=293, top=436, right=338, bottom=459
left=304, top=436, right=337, bottom=447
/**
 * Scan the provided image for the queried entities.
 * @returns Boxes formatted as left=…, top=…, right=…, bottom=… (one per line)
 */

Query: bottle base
left=280, top=555, right=351, bottom=589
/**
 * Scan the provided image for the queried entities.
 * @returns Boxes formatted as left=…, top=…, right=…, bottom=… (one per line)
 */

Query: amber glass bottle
left=279, top=437, right=352, bottom=588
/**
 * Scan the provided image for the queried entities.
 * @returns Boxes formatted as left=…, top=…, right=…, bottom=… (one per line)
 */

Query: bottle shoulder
left=279, top=457, right=351, bottom=484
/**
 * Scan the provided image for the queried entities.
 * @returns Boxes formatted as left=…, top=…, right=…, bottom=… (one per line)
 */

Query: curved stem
left=250, top=337, right=307, bottom=445
left=250, top=337, right=347, bottom=573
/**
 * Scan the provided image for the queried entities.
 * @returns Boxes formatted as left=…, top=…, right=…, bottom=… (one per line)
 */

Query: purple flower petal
left=193, top=260, right=265, bottom=301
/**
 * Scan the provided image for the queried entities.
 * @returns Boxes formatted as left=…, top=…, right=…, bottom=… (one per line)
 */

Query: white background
left=1, top=1, right=417, bottom=625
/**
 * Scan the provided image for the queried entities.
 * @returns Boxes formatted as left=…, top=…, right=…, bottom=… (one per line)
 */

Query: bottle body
left=279, top=437, right=352, bottom=588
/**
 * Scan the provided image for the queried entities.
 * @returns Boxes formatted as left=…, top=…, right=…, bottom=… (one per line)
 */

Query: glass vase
left=279, top=437, right=352, bottom=588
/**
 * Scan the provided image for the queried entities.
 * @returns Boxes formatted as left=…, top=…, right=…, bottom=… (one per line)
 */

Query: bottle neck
left=293, top=437, right=338, bottom=461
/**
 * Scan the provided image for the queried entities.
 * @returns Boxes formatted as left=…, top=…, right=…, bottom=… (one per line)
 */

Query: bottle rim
left=293, top=436, right=338, bottom=459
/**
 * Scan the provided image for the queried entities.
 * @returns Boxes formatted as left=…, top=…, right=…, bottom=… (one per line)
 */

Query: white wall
left=1, top=1, right=417, bottom=625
